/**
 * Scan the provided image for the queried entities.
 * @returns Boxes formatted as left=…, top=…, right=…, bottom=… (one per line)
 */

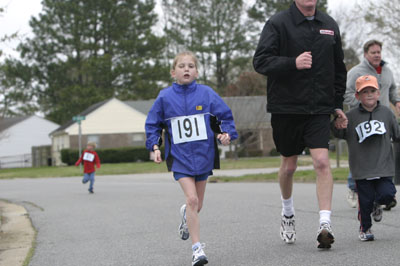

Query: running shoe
left=346, top=189, right=358, bottom=208
left=280, top=214, right=296, bottom=244
left=359, top=229, right=374, bottom=241
left=192, top=243, right=208, bottom=266
left=372, top=202, right=382, bottom=222
left=317, top=223, right=335, bottom=249
left=383, top=198, right=397, bottom=211
left=178, top=204, right=189, bottom=240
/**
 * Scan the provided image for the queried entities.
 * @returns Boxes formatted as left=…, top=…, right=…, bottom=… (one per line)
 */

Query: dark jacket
left=253, top=3, right=347, bottom=114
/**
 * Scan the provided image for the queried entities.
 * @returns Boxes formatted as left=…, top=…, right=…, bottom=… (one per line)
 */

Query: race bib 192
left=171, top=114, right=208, bottom=144
left=83, top=152, right=95, bottom=162
left=355, top=120, right=386, bottom=143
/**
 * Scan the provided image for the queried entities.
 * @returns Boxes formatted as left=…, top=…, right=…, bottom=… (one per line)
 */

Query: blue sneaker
left=359, top=229, right=374, bottom=241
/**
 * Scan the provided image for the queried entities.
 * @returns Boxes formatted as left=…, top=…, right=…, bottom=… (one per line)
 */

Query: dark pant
left=356, top=177, right=397, bottom=232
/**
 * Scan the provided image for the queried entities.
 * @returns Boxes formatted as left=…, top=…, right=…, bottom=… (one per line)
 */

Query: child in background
left=332, top=75, right=398, bottom=241
left=145, top=51, right=237, bottom=266
left=75, top=142, right=101, bottom=194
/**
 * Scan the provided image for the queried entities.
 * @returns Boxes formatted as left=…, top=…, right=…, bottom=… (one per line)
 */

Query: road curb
left=0, top=200, right=36, bottom=266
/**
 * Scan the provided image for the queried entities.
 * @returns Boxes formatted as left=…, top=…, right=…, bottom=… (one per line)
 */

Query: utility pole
left=72, top=115, right=86, bottom=170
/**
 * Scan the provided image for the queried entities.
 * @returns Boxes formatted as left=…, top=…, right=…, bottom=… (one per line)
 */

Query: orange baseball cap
left=355, top=75, right=379, bottom=92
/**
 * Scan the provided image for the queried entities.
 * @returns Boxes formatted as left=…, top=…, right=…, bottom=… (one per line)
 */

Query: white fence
left=0, top=154, right=32, bottom=168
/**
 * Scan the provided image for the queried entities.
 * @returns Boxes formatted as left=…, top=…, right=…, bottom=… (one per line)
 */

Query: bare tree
left=332, top=0, right=400, bottom=77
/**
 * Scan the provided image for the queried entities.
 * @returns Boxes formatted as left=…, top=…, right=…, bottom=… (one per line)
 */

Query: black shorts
left=271, top=114, right=330, bottom=157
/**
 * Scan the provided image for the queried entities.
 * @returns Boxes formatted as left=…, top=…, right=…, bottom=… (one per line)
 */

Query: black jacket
left=253, top=3, right=347, bottom=114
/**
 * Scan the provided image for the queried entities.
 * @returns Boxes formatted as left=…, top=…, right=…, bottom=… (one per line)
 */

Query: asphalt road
left=0, top=172, right=399, bottom=266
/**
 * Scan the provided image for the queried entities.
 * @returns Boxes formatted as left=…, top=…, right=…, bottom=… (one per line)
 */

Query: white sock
left=319, top=210, right=331, bottom=225
left=192, top=242, right=201, bottom=252
left=281, top=196, right=295, bottom=217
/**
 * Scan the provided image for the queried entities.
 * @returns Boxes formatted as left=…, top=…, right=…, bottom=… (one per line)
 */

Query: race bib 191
left=171, top=114, right=208, bottom=144
left=355, top=120, right=386, bottom=143
left=83, top=152, right=95, bottom=162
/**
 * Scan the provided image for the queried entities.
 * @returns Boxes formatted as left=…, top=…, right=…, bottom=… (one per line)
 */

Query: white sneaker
left=372, top=202, right=383, bottom=222
left=280, top=214, right=296, bottom=244
left=346, top=189, right=358, bottom=208
left=317, top=223, right=335, bottom=249
left=359, top=229, right=374, bottom=241
left=178, top=204, right=189, bottom=240
left=192, top=243, right=208, bottom=266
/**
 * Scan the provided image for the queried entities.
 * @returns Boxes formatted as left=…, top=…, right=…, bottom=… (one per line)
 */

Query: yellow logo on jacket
left=196, top=106, right=203, bottom=111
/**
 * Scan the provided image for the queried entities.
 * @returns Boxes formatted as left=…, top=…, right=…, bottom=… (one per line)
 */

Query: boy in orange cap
left=332, top=75, right=398, bottom=241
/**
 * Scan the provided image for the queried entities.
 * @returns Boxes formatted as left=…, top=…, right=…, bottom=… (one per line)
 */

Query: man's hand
left=296, top=51, right=312, bottom=70
left=217, top=133, right=231, bottom=145
left=335, top=109, right=348, bottom=129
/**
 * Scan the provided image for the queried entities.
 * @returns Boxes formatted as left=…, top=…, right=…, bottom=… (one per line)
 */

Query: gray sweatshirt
left=332, top=103, right=400, bottom=180
left=344, top=59, right=400, bottom=109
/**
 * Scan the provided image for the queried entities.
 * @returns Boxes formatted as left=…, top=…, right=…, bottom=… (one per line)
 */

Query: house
left=50, top=96, right=275, bottom=165
left=0, top=115, right=59, bottom=168
left=49, top=98, right=154, bottom=166
left=223, top=96, right=273, bottom=157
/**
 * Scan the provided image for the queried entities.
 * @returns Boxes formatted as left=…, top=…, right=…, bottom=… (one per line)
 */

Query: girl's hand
left=153, top=150, right=162, bottom=164
left=217, top=133, right=231, bottom=146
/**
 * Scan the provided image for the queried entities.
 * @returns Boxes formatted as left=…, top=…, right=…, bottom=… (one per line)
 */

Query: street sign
left=72, top=115, right=86, bottom=170
left=72, top=115, right=86, bottom=122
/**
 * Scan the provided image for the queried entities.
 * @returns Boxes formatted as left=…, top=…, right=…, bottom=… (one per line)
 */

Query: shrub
left=237, top=149, right=263, bottom=158
left=60, top=146, right=164, bottom=165
left=269, top=148, right=280, bottom=156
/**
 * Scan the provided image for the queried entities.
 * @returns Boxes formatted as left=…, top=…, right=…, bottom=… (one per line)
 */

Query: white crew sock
left=281, top=196, right=295, bottom=217
left=192, top=242, right=201, bottom=252
left=319, top=210, right=331, bottom=225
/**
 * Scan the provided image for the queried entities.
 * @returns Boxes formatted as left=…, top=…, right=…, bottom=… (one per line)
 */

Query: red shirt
left=75, top=150, right=101, bottom=173
left=375, top=65, right=382, bottom=74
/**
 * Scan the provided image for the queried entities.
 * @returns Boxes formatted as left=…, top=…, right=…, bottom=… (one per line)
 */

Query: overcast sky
left=0, top=0, right=349, bottom=58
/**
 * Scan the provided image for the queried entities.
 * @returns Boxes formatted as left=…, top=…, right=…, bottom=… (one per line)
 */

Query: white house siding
left=66, top=99, right=147, bottom=135
left=51, top=133, right=70, bottom=166
left=0, top=116, right=59, bottom=168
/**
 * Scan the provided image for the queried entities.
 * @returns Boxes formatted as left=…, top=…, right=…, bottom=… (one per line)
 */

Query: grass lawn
left=0, top=162, right=167, bottom=179
left=0, top=153, right=346, bottom=180
left=0, top=156, right=310, bottom=179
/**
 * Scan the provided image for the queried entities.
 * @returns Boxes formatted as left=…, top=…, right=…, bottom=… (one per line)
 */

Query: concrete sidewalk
left=209, top=162, right=347, bottom=177
left=0, top=200, right=35, bottom=266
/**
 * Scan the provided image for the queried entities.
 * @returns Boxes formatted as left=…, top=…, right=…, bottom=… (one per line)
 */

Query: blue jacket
left=145, top=80, right=238, bottom=175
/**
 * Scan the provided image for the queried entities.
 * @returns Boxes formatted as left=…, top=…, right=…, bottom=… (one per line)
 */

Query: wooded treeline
left=1, top=0, right=369, bottom=125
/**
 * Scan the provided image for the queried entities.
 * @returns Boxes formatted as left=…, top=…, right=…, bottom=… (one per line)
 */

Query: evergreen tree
left=162, top=0, right=252, bottom=93
left=18, top=0, right=168, bottom=124
left=0, top=59, right=37, bottom=117
left=0, top=7, right=33, bottom=118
